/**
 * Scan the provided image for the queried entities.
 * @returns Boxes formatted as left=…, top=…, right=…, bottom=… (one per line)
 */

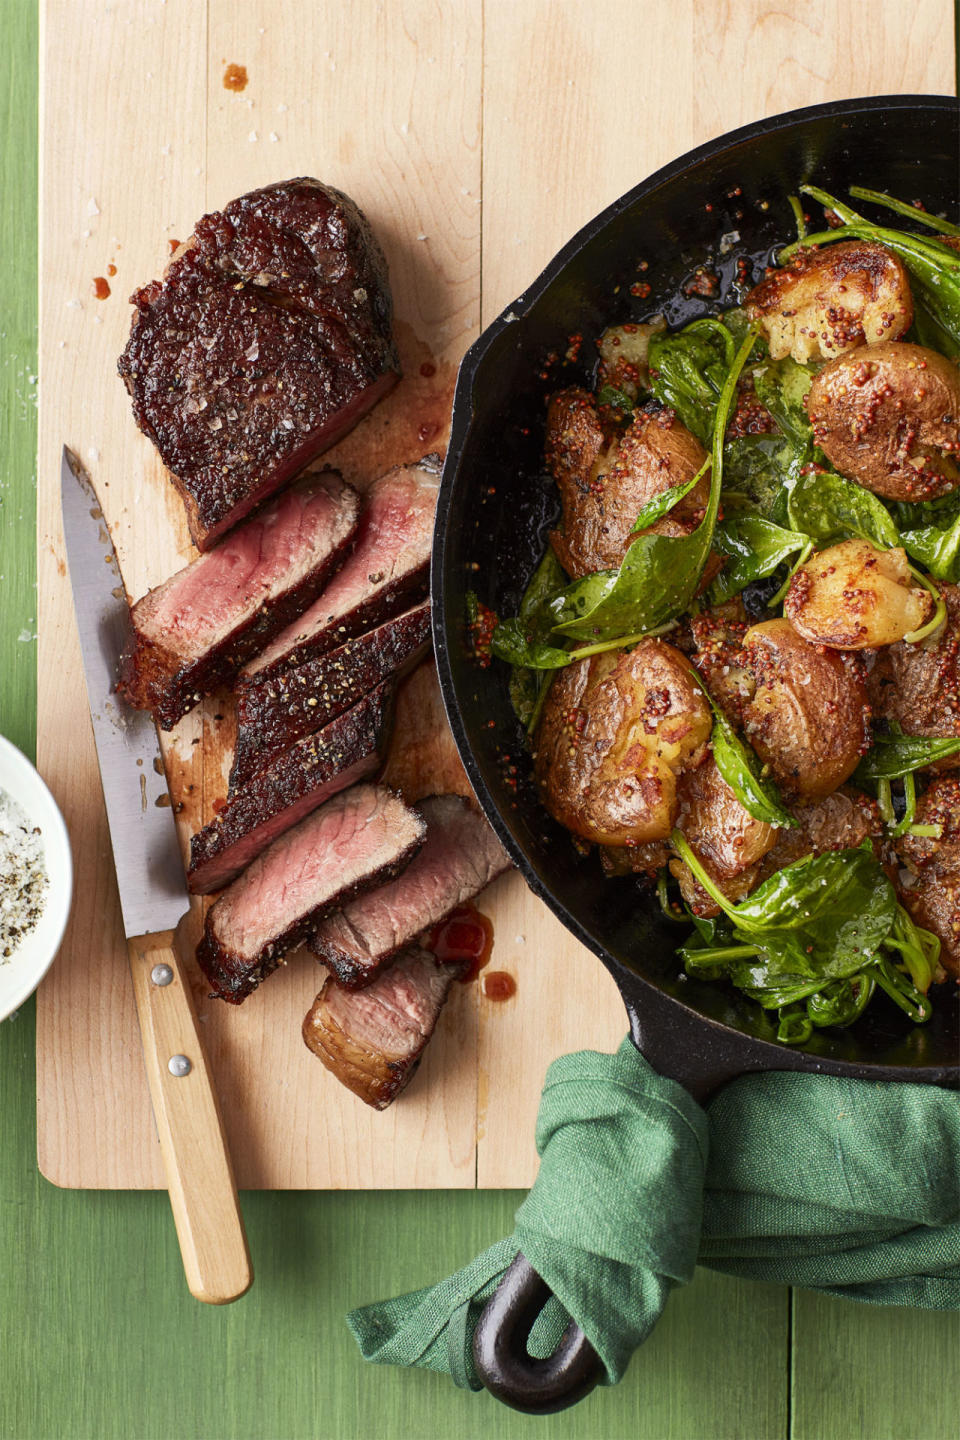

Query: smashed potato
left=806, top=341, right=960, bottom=501
left=866, top=583, right=960, bottom=763
left=534, top=640, right=711, bottom=846
left=740, top=619, right=868, bottom=800
left=744, top=240, right=913, bottom=363
left=670, top=757, right=779, bottom=916
left=546, top=390, right=709, bottom=579
left=597, top=318, right=666, bottom=401
left=784, top=539, right=933, bottom=648
left=893, top=777, right=960, bottom=980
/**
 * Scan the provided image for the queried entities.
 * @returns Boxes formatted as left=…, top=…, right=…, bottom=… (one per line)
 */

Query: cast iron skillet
left=432, top=96, right=960, bottom=1414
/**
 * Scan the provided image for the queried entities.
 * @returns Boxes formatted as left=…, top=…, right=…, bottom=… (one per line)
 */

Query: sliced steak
left=241, top=458, right=440, bottom=681
left=118, top=178, right=400, bottom=550
left=308, top=794, right=511, bottom=986
left=230, top=601, right=431, bottom=788
left=302, top=946, right=467, bottom=1108
left=197, top=784, right=424, bottom=1003
left=117, top=471, right=359, bottom=729
left=188, top=684, right=395, bottom=895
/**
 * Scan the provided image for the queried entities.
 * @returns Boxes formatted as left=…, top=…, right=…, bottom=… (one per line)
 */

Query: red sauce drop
left=168, top=238, right=182, bottom=255
left=427, top=904, right=493, bottom=984
left=419, top=361, right=437, bottom=378
left=482, top=971, right=516, bottom=1002
left=223, top=63, right=248, bottom=92
left=106, top=263, right=117, bottom=277
left=92, top=276, right=110, bottom=300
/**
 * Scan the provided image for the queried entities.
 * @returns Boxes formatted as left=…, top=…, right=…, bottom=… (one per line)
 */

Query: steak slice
left=241, top=458, right=440, bottom=681
left=197, top=784, right=424, bottom=1003
left=230, top=600, right=431, bottom=789
left=188, top=683, right=395, bottom=895
left=117, top=470, right=359, bottom=729
left=118, top=178, right=400, bottom=550
left=308, top=795, right=511, bottom=986
left=302, top=946, right=467, bottom=1108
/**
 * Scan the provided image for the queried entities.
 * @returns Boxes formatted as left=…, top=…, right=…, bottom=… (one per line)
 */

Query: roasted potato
left=534, top=640, right=711, bottom=846
left=686, top=607, right=752, bottom=725
left=546, top=390, right=709, bottom=579
left=596, top=319, right=666, bottom=401
left=784, top=539, right=933, bottom=648
left=866, top=582, right=960, bottom=763
left=744, top=240, right=913, bottom=363
left=755, top=786, right=883, bottom=882
left=806, top=341, right=960, bottom=502
left=669, top=756, right=779, bottom=916
left=893, top=776, right=960, bottom=980
left=740, top=619, right=869, bottom=800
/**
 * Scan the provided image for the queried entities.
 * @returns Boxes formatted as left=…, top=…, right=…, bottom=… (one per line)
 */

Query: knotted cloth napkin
left=348, top=1038, right=960, bottom=1389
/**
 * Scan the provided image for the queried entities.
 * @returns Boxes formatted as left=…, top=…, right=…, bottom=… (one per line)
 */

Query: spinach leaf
left=551, top=327, right=759, bottom=643
left=786, top=468, right=899, bottom=549
left=707, top=701, right=797, bottom=828
left=848, top=185, right=960, bottom=238
left=647, top=326, right=728, bottom=443
left=491, top=618, right=570, bottom=669
left=492, top=549, right=571, bottom=725
left=708, top=513, right=809, bottom=604
left=900, top=511, right=960, bottom=581
left=597, top=384, right=635, bottom=415
left=752, top=357, right=815, bottom=447
left=853, top=733, right=960, bottom=782
left=722, top=432, right=806, bottom=520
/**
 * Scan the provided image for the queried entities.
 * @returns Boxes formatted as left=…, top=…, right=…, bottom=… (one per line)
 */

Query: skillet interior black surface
left=434, top=96, right=960, bottom=1084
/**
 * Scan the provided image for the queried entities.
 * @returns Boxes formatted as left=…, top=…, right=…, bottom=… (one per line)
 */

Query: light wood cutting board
left=35, top=0, right=955, bottom=1189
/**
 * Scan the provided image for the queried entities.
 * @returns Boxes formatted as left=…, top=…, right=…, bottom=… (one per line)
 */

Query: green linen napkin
left=348, top=1038, right=960, bottom=1389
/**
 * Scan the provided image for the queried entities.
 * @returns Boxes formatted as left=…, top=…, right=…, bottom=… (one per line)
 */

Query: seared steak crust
left=302, top=946, right=467, bottom=1108
left=241, top=458, right=440, bottom=681
left=118, top=470, right=359, bottom=729
left=197, top=784, right=425, bottom=1003
left=308, top=794, right=511, bottom=986
left=118, top=178, right=400, bottom=549
left=188, top=683, right=395, bottom=895
left=231, top=601, right=430, bottom=790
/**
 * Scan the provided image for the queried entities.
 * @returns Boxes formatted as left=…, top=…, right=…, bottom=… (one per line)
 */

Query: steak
left=230, top=600, right=431, bottom=789
left=308, top=794, right=511, bottom=986
left=241, top=458, right=440, bottom=681
left=302, top=946, right=468, bottom=1108
left=117, top=470, right=359, bottom=729
left=118, top=178, right=400, bottom=550
left=187, top=684, right=395, bottom=895
left=197, top=784, right=424, bottom=1003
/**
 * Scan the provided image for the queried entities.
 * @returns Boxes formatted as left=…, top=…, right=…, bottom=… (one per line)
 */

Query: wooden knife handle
left=127, top=926, right=252, bottom=1304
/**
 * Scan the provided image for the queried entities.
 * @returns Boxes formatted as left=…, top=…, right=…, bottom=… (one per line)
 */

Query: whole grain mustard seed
left=0, top=788, right=48, bottom=961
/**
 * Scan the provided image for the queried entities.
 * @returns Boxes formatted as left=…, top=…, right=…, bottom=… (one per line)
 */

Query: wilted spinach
left=899, top=509, right=960, bottom=581
left=853, top=732, right=960, bottom=782
left=786, top=468, right=899, bottom=549
left=707, top=698, right=796, bottom=829
left=708, top=513, right=809, bottom=604
left=647, top=320, right=732, bottom=444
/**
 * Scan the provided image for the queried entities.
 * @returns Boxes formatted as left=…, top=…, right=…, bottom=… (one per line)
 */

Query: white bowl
left=0, top=735, right=73, bottom=1020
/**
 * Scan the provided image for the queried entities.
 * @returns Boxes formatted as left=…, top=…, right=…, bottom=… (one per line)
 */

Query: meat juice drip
left=92, top=276, right=110, bottom=299
left=481, top=971, right=516, bottom=1002
left=427, top=904, right=493, bottom=984
left=223, top=63, right=248, bottom=91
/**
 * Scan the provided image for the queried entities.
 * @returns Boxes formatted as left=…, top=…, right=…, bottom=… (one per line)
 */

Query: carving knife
left=60, top=445, right=252, bottom=1304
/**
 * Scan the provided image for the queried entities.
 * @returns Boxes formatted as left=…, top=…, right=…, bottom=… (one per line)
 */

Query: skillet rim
left=432, top=93, right=960, bottom=1084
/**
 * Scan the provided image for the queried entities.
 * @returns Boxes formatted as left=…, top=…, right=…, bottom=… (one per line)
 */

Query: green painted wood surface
left=0, top=5, right=956, bottom=1437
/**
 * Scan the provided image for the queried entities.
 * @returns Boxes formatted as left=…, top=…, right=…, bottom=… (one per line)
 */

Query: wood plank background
left=34, top=0, right=957, bottom=1202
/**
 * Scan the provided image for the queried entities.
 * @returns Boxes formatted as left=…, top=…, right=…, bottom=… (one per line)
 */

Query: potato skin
left=744, top=240, right=913, bottom=364
left=740, top=619, right=869, bottom=799
left=893, top=776, right=960, bottom=979
left=756, top=786, right=883, bottom=883
left=670, top=756, right=779, bottom=916
left=866, top=582, right=960, bottom=764
left=545, top=389, right=709, bottom=579
left=784, top=540, right=932, bottom=649
left=806, top=341, right=960, bottom=501
left=534, top=640, right=711, bottom=846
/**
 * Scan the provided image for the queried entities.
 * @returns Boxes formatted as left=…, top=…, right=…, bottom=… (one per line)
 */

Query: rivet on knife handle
left=127, top=929, right=252, bottom=1304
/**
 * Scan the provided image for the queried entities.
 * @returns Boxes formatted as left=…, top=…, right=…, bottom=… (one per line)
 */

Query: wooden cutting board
left=35, top=0, right=954, bottom=1189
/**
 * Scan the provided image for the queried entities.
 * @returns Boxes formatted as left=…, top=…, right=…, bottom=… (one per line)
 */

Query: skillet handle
left=472, top=1251, right=604, bottom=1413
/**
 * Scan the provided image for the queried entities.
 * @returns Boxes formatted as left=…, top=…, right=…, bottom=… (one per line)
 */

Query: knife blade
left=60, top=446, right=252, bottom=1304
